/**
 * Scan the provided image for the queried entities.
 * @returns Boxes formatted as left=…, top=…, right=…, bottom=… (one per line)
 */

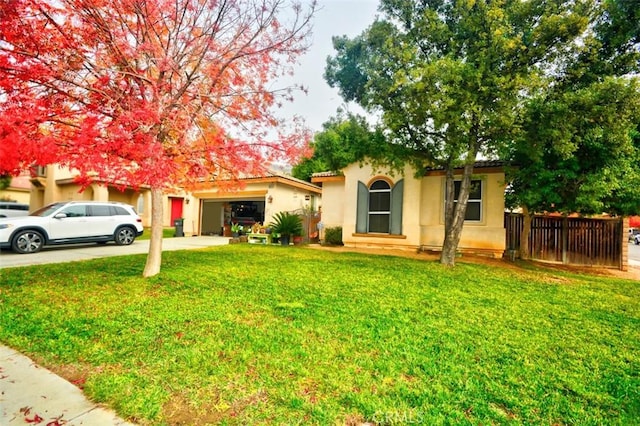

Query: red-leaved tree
left=0, top=0, right=315, bottom=276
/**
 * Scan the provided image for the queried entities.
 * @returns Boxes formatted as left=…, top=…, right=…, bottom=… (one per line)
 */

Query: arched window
left=368, top=180, right=391, bottom=233
left=356, top=179, right=404, bottom=234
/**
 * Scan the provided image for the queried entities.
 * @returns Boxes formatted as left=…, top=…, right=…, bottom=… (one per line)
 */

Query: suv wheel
left=12, top=230, right=44, bottom=254
left=115, top=226, right=136, bottom=245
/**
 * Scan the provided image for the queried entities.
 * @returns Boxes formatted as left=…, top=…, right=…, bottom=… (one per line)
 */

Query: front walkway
left=0, top=345, right=136, bottom=425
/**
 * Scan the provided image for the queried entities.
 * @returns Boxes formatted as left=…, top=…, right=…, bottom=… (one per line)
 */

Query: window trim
left=442, top=177, right=485, bottom=224
left=356, top=178, right=404, bottom=236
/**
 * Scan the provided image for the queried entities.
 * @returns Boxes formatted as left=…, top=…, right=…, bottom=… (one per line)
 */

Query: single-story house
left=25, top=165, right=321, bottom=237
left=188, top=172, right=321, bottom=236
left=312, top=160, right=507, bottom=258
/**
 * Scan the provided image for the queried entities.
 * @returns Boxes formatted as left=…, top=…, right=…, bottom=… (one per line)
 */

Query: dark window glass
left=61, top=205, right=86, bottom=217
left=465, top=202, right=481, bottom=221
left=369, top=191, right=390, bottom=212
left=369, top=214, right=390, bottom=233
left=452, top=180, right=482, bottom=221
left=370, top=180, right=390, bottom=191
left=454, top=180, right=482, bottom=200
left=113, top=206, right=130, bottom=216
left=7, top=205, right=29, bottom=211
left=90, top=205, right=111, bottom=216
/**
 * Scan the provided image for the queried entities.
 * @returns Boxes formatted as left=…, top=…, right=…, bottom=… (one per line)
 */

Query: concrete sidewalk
left=0, top=345, right=135, bottom=425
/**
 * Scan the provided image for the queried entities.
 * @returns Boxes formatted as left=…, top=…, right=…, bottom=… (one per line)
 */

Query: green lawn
left=1, top=245, right=639, bottom=425
left=137, top=227, right=177, bottom=240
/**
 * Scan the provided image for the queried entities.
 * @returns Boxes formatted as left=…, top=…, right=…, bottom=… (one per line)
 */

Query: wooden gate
left=505, top=213, right=623, bottom=268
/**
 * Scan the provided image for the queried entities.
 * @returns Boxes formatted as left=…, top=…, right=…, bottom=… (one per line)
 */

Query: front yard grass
left=137, top=227, right=177, bottom=240
left=1, top=245, right=639, bottom=425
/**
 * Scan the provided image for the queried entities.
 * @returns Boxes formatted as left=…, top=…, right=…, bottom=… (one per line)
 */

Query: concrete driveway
left=0, top=236, right=229, bottom=269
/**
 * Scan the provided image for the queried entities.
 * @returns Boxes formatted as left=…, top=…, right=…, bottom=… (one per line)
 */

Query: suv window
left=90, top=205, right=112, bottom=216
left=112, top=206, right=130, bottom=216
left=7, top=204, right=29, bottom=211
left=60, top=205, right=87, bottom=218
left=0, top=203, right=28, bottom=210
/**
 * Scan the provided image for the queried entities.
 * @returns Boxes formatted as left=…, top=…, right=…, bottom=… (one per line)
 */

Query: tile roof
left=424, top=160, right=505, bottom=172
left=311, top=171, right=341, bottom=178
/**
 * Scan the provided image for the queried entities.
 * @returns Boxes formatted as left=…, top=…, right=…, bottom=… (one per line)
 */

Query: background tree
left=506, top=0, right=640, bottom=258
left=325, top=0, right=592, bottom=266
left=0, top=0, right=315, bottom=276
left=0, top=174, right=11, bottom=191
left=292, top=111, right=385, bottom=181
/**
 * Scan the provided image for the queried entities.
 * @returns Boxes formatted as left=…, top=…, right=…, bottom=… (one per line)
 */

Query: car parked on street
left=631, top=228, right=640, bottom=245
left=0, top=201, right=143, bottom=254
left=0, top=201, right=30, bottom=218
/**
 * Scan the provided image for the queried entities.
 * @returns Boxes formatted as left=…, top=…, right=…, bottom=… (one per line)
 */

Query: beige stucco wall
left=0, top=174, right=31, bottom=204
left=420, top=172, right=506, bottom=256
left=317, top=179, right=345, bottom=229
left=266, top=182, right=317, bottom=223
left=335, top=162, right=506, bottom=256
left=0, top=188, right=30, bottom=204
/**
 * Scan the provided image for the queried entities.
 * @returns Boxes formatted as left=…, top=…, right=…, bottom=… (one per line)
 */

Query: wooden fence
left=505, top=213, right=623, bottom=268
left=290, top=208, right=321, bottom=243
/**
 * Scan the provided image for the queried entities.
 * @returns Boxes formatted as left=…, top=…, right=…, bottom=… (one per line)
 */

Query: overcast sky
left=276, top=0, right=380, bottom=132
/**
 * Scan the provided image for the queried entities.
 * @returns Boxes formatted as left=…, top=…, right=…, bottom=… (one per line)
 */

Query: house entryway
left=170, top=197, right=184, bottom=223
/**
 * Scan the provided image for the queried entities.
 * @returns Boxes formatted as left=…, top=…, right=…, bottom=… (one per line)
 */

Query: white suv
left=0, top=201, right=144, bottom=254
left=0, top=202, right=30, bottom=218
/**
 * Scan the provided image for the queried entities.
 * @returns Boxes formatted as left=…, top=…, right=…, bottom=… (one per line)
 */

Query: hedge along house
left=312, top=161, right=507, bottom=257
left=188, top=171, right=322, bottom=236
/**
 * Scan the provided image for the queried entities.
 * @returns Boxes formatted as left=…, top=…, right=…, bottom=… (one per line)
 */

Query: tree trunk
left=440, top=161, right=476, bottom=266
left=520, top=206, right=532, bottom=260
left=143, top=188, right=164, bottom=277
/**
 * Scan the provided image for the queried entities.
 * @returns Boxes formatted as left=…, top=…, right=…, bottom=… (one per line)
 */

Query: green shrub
left=324, top=226, right=343, bottom=245
left=269, top=211, right=303, bottom=237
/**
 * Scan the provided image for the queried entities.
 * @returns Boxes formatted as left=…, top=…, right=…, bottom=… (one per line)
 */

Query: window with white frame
left=452, top=179, right=483, bottom=221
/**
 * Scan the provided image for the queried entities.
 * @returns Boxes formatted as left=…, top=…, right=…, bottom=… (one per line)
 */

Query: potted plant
left=269, top=212, right=303, bottom=246
left=230, top=222, right=243, bottom=238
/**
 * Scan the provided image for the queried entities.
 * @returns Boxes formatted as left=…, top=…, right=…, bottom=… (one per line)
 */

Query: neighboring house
left=26, top=165, right=321, bottom=237
left=28, top=165, right=153, bottom=226
left=0, top=173, right=32, bottom=204
left=312, top=161, right=507, bottom=258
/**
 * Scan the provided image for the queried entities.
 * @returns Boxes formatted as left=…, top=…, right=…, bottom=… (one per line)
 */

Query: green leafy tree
left=325, top=0, right=591, bottom=265
left=0, top=174, right=10, bottom=191
left=291, top=156, right=327, bottom=182
left=506, top=0, right=640, bottom=258
left=292, top=112, right=385, bottom=181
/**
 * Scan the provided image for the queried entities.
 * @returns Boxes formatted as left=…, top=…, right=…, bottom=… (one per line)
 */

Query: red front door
left=170, top=198, right=183, bottom=223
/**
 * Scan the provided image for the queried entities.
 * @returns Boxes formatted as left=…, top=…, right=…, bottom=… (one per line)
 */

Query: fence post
left=562, top=216, right=569, bottom=265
